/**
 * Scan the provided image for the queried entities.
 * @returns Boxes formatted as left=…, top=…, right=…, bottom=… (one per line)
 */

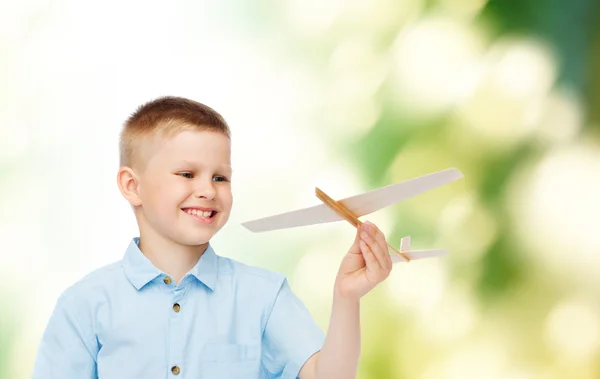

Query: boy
left=32, top=97, right=394, bottom=379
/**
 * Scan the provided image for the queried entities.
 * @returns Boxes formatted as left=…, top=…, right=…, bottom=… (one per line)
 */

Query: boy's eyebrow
left=177, top=160, right=233, bottom=172
left=222, top=165, right=234, bottom=174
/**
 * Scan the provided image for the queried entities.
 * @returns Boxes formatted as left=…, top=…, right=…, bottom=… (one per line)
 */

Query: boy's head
left=117, top=96, right=233, bottom=249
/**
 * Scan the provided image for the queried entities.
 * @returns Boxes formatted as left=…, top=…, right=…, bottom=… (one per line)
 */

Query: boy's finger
left=359, top=239, right=380, bottom=272
left=347, top=224, right=363, bottom=255
left=374, top=226, right=393, bottom=270
left=361, top=226, right=385, bottom=272
left=364, top=222, right=392, bottom=271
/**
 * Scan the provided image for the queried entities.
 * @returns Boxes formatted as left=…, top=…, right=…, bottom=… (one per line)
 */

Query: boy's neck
left=138, top=234, right=208, bottom=285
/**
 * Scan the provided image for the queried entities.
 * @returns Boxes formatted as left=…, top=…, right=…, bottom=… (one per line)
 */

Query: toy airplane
left=242, top=168, right=463, bottom=263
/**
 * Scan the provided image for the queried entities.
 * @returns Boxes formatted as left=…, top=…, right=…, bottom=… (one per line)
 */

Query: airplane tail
left=403, top=249, right=448, bottom=260
left=400, top=236, right=410, bottom=251
left=390, top=236, right=448, bottom=263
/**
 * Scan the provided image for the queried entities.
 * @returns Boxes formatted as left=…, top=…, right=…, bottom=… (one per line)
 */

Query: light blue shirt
left=32, top=238, right=325, bottom=379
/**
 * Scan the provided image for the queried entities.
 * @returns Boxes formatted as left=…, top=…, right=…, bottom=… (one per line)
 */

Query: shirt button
left=163, top=277, right=172, bottom=285
left=171, top=366, right=180, bottom=375
left=173, top=303, right=181, bottom=312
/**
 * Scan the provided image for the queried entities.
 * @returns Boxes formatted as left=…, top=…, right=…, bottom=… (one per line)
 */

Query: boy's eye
left=178, top=172, right=194, bottom=179
left=213, top=176, right=229, bottom=182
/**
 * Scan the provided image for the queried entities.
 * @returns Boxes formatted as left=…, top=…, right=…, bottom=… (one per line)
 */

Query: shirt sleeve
left=261, top=277, right=325, bottom=379
left=31, top=292, right=98, bottom=379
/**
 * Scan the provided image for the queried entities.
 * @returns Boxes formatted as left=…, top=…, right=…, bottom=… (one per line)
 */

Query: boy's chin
left=174, top=237, right=210, bottom=247
left=175, top=230, right=218, bottom=247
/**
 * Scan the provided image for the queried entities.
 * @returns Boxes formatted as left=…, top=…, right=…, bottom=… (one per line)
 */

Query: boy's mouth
left=181, top=207, right=218, bottom=222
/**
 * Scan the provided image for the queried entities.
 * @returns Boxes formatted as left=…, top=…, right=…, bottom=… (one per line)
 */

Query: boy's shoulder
left=216, top=254, right=286, bottom=285
left=214, top=255, right=291, bottom=306
left=60, top=260, right=124, bottom=299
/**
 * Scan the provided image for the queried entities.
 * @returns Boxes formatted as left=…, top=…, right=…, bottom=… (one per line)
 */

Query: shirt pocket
left=201, top=342, right=260, bottom=361
left=199, top=342, right=261, bottom=377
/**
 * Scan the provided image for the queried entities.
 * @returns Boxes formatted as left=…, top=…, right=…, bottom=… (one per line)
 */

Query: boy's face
left=134, top=129, right=233, bottom=247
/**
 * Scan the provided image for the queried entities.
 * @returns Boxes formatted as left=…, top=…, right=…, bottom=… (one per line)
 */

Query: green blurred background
left=1, top=0, right=599, bottom=378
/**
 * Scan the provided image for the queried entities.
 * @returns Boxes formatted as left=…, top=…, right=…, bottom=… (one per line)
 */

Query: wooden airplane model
left=242, top=168, right=463, bottom=263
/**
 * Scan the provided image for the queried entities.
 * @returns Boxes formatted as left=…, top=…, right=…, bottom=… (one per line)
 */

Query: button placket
left=172, top=284, right=186, bottom=310
left=169, top=282, right=186, bottom=377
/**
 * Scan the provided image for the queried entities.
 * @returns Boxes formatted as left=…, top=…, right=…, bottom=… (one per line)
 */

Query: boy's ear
left=117, top=167, right=142, bottom=206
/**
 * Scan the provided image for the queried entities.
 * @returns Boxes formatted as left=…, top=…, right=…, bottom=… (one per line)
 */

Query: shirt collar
left=122, top=237, right=219, bottom=291
left=187, top=243, right=218, bottom=291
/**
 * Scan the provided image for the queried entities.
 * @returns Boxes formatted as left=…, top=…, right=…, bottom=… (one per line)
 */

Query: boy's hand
left=334, top=221, right=393, bottom=301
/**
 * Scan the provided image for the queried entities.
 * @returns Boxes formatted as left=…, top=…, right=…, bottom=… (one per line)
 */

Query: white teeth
left=185, top=209, right=213, bottom=218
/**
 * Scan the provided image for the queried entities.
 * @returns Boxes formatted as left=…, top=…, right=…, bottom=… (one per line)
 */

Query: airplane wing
left=337, top=168, right=463, bottom=219
left=391, top=249, right=448, bottom=263
left=240, top=203, right=342, bottom=233
left=241, top=167, right=463, bottom=232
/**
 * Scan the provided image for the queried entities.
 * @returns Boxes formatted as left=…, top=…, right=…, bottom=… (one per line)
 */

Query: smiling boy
left=32, top=97, right=394, bottom=379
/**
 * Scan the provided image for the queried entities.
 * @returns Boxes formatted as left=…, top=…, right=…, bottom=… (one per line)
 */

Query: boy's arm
left=299, top=222, right=392, bottom=379
left=298, top=293, right=360, bottom=379
left=32, top=293, right=98, bottom=379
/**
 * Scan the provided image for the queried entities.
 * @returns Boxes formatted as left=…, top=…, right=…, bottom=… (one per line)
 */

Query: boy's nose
left=193, top=182, right=216, bottom=200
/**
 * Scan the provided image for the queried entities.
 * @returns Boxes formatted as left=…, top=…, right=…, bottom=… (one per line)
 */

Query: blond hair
left=119, top=96, right=230, bottom=168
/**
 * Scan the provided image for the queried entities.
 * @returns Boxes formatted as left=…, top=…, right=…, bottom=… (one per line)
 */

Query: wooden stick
left=315, top=187, right=410, bottom=262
